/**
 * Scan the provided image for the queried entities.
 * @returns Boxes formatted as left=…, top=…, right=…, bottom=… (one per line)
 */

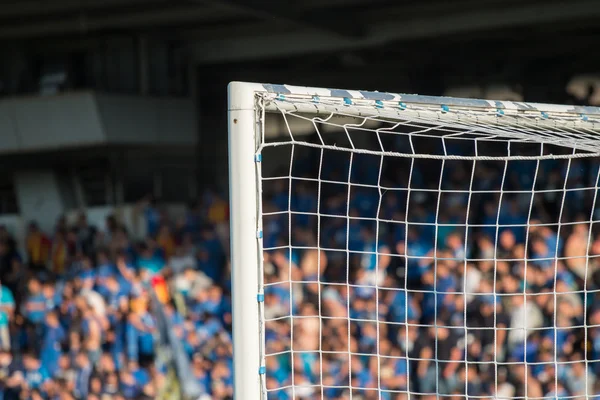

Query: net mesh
left=256, top=92, right=600, bottom=400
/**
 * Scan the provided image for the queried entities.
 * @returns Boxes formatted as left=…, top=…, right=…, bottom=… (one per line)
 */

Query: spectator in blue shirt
left=95, top=249, right=116, bottom=291
left=136, top=243, right=165, bottom=278
left=76, top=256, right=96, bottom=290
left=381, top=345, right=408, bottom=392
left=197, top=225, right=224, bottom=283
left=137, top=195, right=161, bottom=238
left=359, top=225, right=391, bottom=287
left=40, top=311, right=65, bottom=377
left=126, top=297, right=155, bottom=364
left=42, top=281, right=60, bottom=312
left=398, top=227, right=431, bottom=286
left=22, top=278, right=47, bottom=325
left=530, top=234, right=555, bottom=270
left=73, top=351, right=93, bottom=399
left=0, top=279, right=14, bottom=351
left=385, top=287, right=417, bottom=325
left=21, top=352, right=50, bottom=392
left=192, top=353, right=212, bottom=395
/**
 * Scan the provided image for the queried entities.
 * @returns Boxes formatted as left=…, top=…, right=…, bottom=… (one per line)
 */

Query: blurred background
left=0, top=1, right=599, bottom=399
left=0, top=0, right=599, bottom=203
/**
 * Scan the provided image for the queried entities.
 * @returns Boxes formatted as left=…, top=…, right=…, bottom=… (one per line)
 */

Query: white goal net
left=228, top=82, right=600, bottom=400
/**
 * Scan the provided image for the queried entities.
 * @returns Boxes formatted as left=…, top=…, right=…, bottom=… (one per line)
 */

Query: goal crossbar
left=231, top=82, right=600, bottom=115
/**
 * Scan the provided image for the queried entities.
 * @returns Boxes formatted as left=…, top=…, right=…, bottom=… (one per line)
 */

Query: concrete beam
left=0, top=4, right=236, bottom=38
left=192, top=0, right=600, bottom=64
left=209, top=0, right=365, bottom=38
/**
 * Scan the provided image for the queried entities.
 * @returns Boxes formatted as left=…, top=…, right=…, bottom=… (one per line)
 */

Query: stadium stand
left=1, top=131, right=600, bottom=400
left=256, top=134, right=600, bottom=400
left=0, top=193, right=232, bottom=400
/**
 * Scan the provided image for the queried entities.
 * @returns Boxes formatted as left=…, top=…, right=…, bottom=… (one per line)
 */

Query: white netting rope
left=258, top=94, right=600, bottom=400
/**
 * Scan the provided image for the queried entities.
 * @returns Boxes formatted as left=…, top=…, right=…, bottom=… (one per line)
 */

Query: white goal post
left=228, top=81, right=600, bottom=400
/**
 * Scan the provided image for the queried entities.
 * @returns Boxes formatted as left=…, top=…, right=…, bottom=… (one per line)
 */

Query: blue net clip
left=375, top=100, right=384, bottom=109
left=398, top=102, right=407, bottom=110
left=255, top=154, right=262, bottom=162
left=496, top=109, right=505, bottom=117
left=276, top=94, right=286, bottom=101
left=541, top=111, right=549, bottom=119
left=259, top=366, right=266, bottom=375
left=441, top=104, right=449, bottom=113
left=257, top=294, right=264, bottom=303
left=312, top=95, right=320, bottom=103
left=581, top=114, right=589, bottom=122
left=256, top=230, right=263, bottom=239
left=343, top=97, right=353, bottom=106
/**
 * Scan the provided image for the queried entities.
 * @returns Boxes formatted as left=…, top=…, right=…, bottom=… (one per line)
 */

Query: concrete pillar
left=14, top=170, right=64, bottom=233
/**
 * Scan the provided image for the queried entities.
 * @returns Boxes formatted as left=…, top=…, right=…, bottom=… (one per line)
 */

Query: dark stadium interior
left=0, top=0, right=599, bottom=399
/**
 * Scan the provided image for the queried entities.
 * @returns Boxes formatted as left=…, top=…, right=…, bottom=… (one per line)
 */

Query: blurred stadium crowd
left=0, top=194, right=233, bottom=400
left=1, top=135, right=600, bottom=400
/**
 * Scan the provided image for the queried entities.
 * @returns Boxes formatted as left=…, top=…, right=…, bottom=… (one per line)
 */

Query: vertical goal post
left=228, top=81, right=600, bottom=400
left=229, top=82, right=264, bottom=399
